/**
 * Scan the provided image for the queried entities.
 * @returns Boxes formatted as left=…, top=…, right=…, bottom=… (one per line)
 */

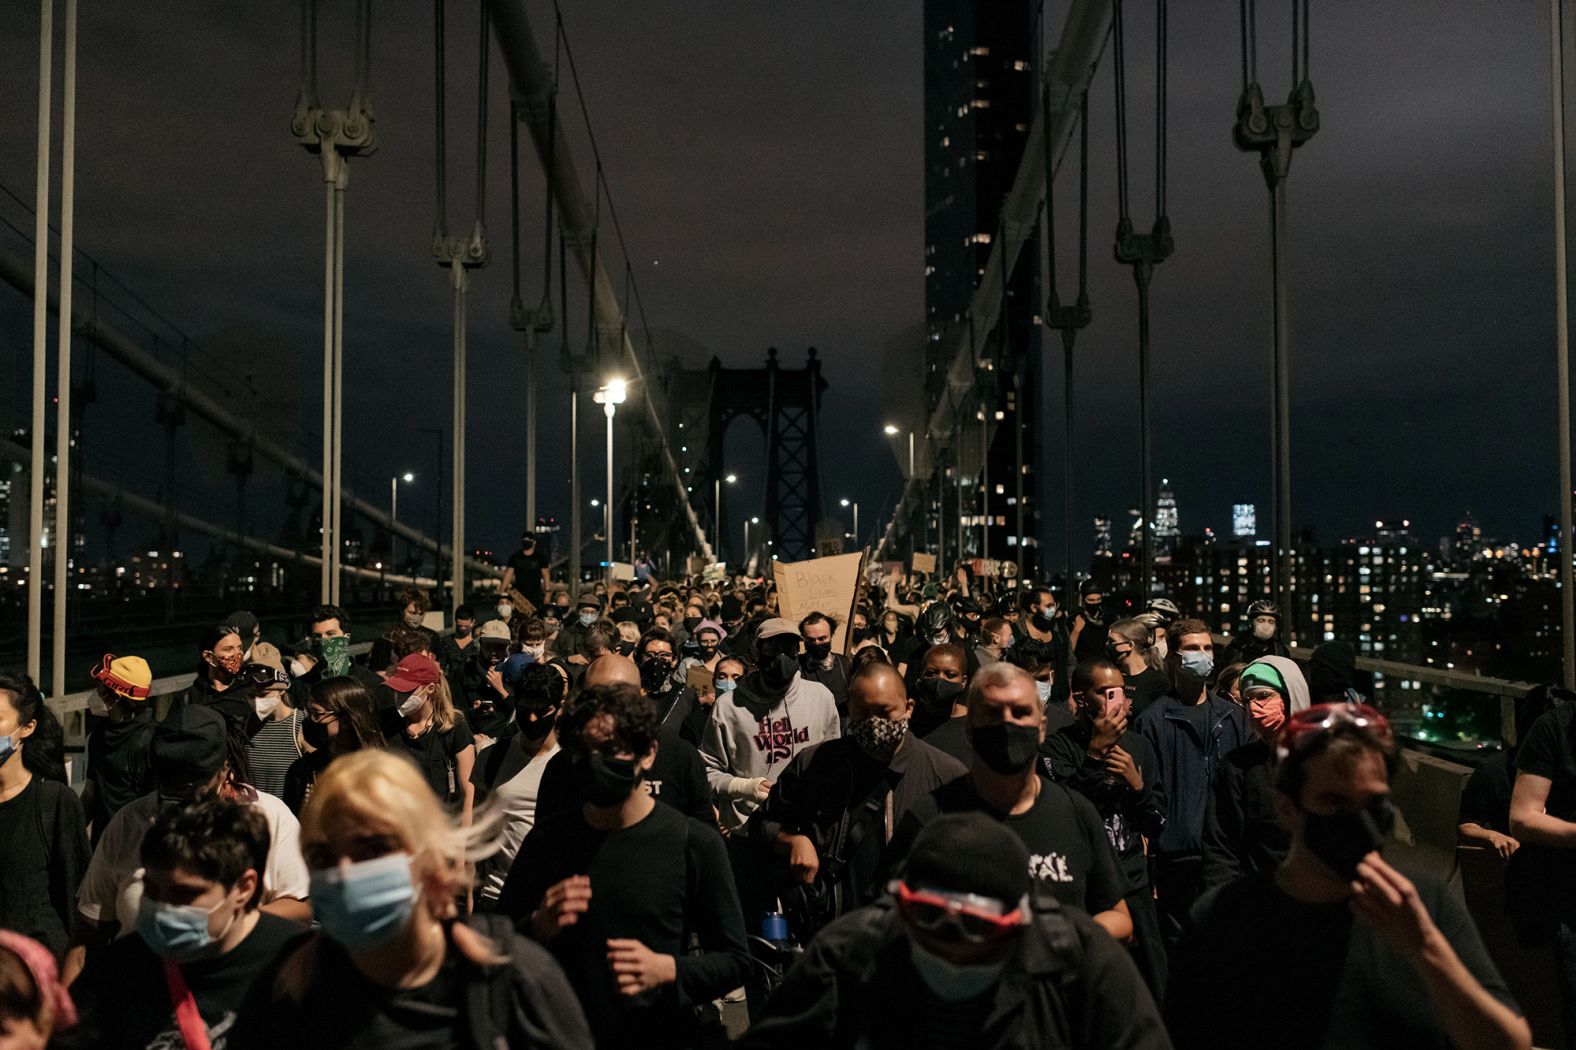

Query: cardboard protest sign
left=772, top=551, right=867, bottom=655
left=911, top=551, right=937, bottom=575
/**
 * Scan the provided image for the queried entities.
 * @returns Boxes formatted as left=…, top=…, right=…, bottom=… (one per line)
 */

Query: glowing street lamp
left=593, top=378, right=627, bottom=577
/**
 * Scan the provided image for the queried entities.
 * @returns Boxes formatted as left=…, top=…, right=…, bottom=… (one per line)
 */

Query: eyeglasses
left=307, top=708, right=338, bottom=725
left=894, top=881, right=1024, bottom=943
left=1277, top=701, right=1392, bottom=755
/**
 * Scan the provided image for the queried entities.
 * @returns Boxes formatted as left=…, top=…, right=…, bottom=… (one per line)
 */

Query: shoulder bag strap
left=162, top=960, right=214, bottom=1050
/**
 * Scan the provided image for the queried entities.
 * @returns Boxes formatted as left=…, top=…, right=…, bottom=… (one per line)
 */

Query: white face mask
left=1153, top=636, right=1169, bottom=660
left=498, top=603, right=514, bottom=621
left=397, top=689, right=428, bottom=719
left=289, top=658, right=309, bottom=679
left=88, top=691, right=111, bottom=717
left=251, top=693, right=281, bottom=720
left=523, top=644, right=546, bottom=660
left=1252, top=621, right=1276, bottom=640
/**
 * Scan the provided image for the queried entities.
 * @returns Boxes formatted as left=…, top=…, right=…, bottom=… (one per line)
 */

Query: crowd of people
left=0, top=547, right=1555, bottom=1048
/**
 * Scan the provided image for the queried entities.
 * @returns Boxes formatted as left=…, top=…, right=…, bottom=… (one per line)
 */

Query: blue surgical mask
left=309, top=853, right=417, bottom=951
left=908, top=938, right=1006, bottom=1001
left=715, top=678, right=738, bottom=694
left=1179, top=650, right=1215, bottom=681
left=136, top=896, right=235, bottom=963
left=0, top=734, right=14, bottom=765
left=1035, top=680, right=1053, bottom=703
left=578, top=611, right=598, bottom=627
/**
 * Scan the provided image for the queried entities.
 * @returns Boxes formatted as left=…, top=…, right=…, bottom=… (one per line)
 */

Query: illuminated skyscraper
left=1233, top=503, right=1257, bottom=538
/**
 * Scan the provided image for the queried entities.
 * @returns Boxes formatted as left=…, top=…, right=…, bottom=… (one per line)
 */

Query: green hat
left=1240, top=662, right=1286, bottom=693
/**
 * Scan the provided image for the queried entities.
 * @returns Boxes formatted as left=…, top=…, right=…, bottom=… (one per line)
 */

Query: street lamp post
left=744, top=516, right=759, bottom=569
left=593, top=378, right=626, bottom=581
left=840, top=498, right=859, bottom=549
left=390, top=471, right=414, bottom=573
left=714, top=473, right=737, bottom=563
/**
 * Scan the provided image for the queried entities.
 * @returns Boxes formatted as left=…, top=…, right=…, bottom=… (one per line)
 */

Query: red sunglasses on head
left=1276, top=701, right=1392, bottom=756
left=893, top=881, right=1025, bottom=943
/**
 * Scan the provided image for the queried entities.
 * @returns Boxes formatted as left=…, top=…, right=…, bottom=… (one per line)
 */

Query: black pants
left=1151, top=851, right=1204, bottom=954
left=1126, top=885, right=1168, bottom=1001
left=1555, top=920, right=1576, bottom=1049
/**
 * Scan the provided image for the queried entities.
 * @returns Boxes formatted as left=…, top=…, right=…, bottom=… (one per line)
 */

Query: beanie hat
left=1239, top=661, right=1287, bottom=694
left=904, top=812, right=1030, bottom=906
left=1308, top=641, right=1357, bottom=699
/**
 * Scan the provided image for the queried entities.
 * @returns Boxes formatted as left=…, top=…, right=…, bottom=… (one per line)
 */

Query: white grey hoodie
left=701, top=670, right=841, bottom=830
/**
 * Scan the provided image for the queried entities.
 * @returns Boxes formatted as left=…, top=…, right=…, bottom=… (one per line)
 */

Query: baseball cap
left=385, top=653, right=443, bottom=693
left=151, top=705, right=229, bottom=797
left=476, top=620, right=512, bottom=642
left=500, top=653, right=536, bottom=687
left=576, top=594, right=604, bottom=612
left=756, top=617, right=802, bottom=641
left=224, top=610, right=259, bottom=643
left=90, top=654, right=153, bottom=701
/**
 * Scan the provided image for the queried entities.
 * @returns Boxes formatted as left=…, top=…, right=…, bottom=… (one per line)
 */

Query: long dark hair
left=308, top=678, right=385, bottom=752
left=0, top=672, right=66, bottom=784
left=196, top=622, right=242, bottom=679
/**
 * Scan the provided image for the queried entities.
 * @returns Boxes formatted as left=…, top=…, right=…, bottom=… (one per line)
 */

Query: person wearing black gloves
left=741, top=813, right=1170, bottom=1050
left=749, top=661, right=966, bottom=938
left=1170, top=703, right=1529, bottom=1050
left=498, top=684, right=751, bottom=1049
left=887, top=663, right=1132, bottom=943
left=1042, top=659, right=1167, bottom=996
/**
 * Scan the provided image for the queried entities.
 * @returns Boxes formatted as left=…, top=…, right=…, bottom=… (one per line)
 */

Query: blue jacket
left=1136, top=691, right=1251, bottom=855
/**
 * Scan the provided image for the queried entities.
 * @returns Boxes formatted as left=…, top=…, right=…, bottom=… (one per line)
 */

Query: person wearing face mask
left=502, top=531, right=551, bottom=615
left=285, top=605, right=386, bottom=709
left=471, top=664, right=567, bottom=906
left=498, top=684, right=751, bottom=1049
left=797, top=612, right=853, bottom=715
left=1134, top=618, right=1251, bottom=950
left=973, top=615, right=1015, bottom=668
left=83, top=654, right=158, bottom=845
left=395, top=587, right=432, bottom=632
left=1169, top=704, right=1530, bottom=1050
left=382, top=654, right=476, bottom=832
left=674, top=619, right=728, bottom=691
left=57, top=799, right=304, bottom=1050
left=236, top=644, right=304, bottom=801
left=908, top=644, right=972, bottom=741
left=1107, top=617, right=1171, bottom=719
left=70, top=706, right=311, bottom=983
left=896, top=603, right=979, bottom=692
left=1067, top=580, right=1109, bottom=662
left=0, top=673, right=89, bottom=964
left=748, top=662, right=966, bottom=939
left=1014, top=587, right=1068, bottom=703
left=887, top=663, right=1133, bottom=943
left=1042, top=659, right=1167, bottom=996
left=1201, top=657, right=1311, bottom=892
left=242, top=750, right=593, bottom=1050
left=282, top=678, right=386, bottom=815
left=741, top=813, right=1168, bottom=1050
left=701, top=619, right=842, bottom=832
left=167, top=624, right=252, bottom=731
left=1221, top=598, right=1291, bottom=668
left=634, top=629, right=704, bottom=745
left=552, top=595, right=606, bottom=660
left=435, top=603, right=478, bottom=679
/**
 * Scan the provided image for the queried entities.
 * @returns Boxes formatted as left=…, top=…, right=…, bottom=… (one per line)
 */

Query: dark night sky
left=0, top=1, right=1566, bottom=573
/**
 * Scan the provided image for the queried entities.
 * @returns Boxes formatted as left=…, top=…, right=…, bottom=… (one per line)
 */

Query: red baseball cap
left=385, top=653, right=442, bottom=693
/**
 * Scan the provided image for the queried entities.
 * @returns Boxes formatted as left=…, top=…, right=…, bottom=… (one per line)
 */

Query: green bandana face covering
left=318, top=635, right=352, bottom=677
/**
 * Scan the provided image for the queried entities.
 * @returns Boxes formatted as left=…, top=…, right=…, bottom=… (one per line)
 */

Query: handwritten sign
left=911, top=551, right=937, bottom=575
left=772, top=551, right=867, bottom=655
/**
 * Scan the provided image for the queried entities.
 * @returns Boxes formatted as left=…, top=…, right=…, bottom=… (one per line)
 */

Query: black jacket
left=1201, top=738, right=1289, bottom=889
left=738, top=897, right=1172, bottom=1050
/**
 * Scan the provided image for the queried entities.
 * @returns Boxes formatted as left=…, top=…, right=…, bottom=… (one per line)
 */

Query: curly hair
left=142, top=797, right=271, bottom=909
left=555, top=683, right=658, bottom=759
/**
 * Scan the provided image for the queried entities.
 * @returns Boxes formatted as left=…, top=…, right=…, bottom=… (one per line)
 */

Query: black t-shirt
left=534, top=725, right=714, bottom=826
left=1510, top=703, right=1576, bottom=923
left=1124, top=668, right=1172, bottom=720
left=61, top=913, right=306, bottom=1050
left=496, top=803, right=750, bottom=1048
left=0, top=776, right=90, bottom=959
left=888, top=775, right=1127, bottom=915
left=923, top=716, right=975, bottom=767
left=1167, top=869, right=1517, bottom=1050
left=389, top=717, right=475, bottom=809
left=1458, top=751, right=1514, bottom=833
left=507, top=547, right=548, bottom=606
left=1041, top=725, right=1166, bottom=892
left=86, top=709, right=157, bottom=840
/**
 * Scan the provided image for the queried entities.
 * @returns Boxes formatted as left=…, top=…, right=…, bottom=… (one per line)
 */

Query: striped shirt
left=247, top=709, right=303, bottom=800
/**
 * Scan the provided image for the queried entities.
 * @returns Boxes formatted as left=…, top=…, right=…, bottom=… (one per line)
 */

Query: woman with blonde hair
left=236, top=750, right=593, bottom=1049
left=383, top=654, right=476, bottom=830
left=1107, top=616, right=1172, bottom=719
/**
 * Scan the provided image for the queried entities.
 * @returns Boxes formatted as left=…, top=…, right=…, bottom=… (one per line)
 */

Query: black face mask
left=516, top=704, right=557, bottom=742
left=760, top=652, right=799, bottom=691
left=804, top=641, right=833, bottom=662
left=1032, top=609, right=1057, bottom=630
left=639, top=657, right=675, bottom=692
left=915, top=677, right=966, bottom=712
left=684, top=616, right=702, bottom=631
left=852, top=627, right=870, bottom=643
left=971, top=722, right=1040, bottom=775
left=572, top=751, right=642, bottom=807
left=302, top=717, right=331, bottom=750
left=615, top=641, right=637, bottom=657
left=1302, top=797, right=1396, bottom=880
left=1082, top=603, right=1104, bottom=624
left=696, top=643, right=718, bottom=660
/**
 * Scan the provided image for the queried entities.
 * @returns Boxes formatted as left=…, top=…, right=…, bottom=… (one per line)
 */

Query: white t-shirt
left=77, top=788, right=310, bottom=931
left=476, top=737, right=559, bottom=902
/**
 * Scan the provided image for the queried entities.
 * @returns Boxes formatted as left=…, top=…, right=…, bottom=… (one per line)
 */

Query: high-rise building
left=1154, top=478, right=1180, bottom=551
left=1232, top=503, right=1257, bottom=539
left=923, top=0, right=1041, bottom=567
left=1093, top=515, right=1112, bottom=558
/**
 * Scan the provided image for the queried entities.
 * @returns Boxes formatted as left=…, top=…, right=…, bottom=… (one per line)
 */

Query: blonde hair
left=428, top=673, right=460, bottom=734
left=298, top=750, right=503, bottom=964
